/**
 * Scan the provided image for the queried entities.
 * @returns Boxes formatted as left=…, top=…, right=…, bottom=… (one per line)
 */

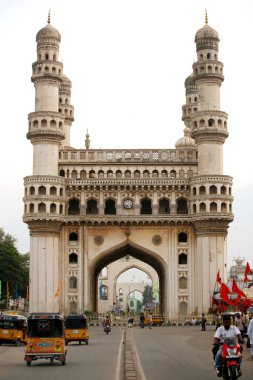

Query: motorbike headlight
left=227, top=348, right=237, bottom=356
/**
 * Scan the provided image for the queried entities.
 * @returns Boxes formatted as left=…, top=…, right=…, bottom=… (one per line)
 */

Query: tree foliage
left=0, top=228, right=29, bottom=299
left=142, top=284, right=153, bottom=307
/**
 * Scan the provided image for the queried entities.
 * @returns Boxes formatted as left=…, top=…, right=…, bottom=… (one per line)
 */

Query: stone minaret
left=185, top=13, right=233, bottom=312
left=24, top=13, right=66, bottom=312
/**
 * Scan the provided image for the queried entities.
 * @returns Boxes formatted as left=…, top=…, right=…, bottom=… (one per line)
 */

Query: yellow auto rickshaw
left=0, top=313, right=27, bottom=346
left=64, top=314, right=89, bottom=345
left=25, top=313, right=66, bottom=366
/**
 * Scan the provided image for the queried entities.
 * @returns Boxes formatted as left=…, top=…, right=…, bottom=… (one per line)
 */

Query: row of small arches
left=38, top=53, right=58, bottom=61
left=60, top=169, right=193, bottom=180
left=192, top=118, right=227, bottom=129
left=192, top=202, right=232, bottom=213
left=25, top=186, right=64, bottom=196
left=29, top=118, right=63, bottom=130
left=194, top=64, right=223, bottom=75
left=192, top=185, right=232, bottom=196
left=68, top=197, right=188, bottom=215
left=33, top=64, right=62, bottom=76
left=198, top=53, right=218, bottom=61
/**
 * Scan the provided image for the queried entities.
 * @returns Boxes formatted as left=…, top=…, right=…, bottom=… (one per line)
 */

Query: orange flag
left=216, top=270, right=221, bottom=285
left=220, top=282, right=233, bottom=305
left=232, top=278, right=246, bottom=298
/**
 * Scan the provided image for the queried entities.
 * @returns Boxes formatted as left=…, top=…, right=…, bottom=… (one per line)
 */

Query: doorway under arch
left=90, top=241, right=167, bottom=313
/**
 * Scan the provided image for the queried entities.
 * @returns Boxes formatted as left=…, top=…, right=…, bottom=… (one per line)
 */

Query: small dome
left=195, top=24, right=219, bottom=42
left=184, top=74, right=195, bottom=88
left=61, top=74, right=72, bottom=86
left=175, top=127, right=196, bottom=148
left=36, top=23, right=61, bottom=43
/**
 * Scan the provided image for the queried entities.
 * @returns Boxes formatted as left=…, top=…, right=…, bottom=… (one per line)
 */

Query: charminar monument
left=23, top=12, right=233, bottom=319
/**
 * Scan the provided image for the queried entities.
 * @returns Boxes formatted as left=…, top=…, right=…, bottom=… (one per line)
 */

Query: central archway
left=89, top=240, right=167, bottom=313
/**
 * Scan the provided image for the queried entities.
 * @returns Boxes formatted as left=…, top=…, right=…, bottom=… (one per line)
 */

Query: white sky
left=0, top=0, right=252, bottom=270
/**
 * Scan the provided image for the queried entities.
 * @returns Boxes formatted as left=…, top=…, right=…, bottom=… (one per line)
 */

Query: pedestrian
left=140, top=312, right=145, bottom=328
left=148, top=312, right=153, bottom=329
left=247, top=314, right=253, bottom=358
left=235, top=313, right=245, bottom=338
left=201, top=313, right=207, bottom=331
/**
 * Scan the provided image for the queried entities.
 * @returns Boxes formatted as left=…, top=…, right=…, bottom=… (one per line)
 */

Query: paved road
left=0, top=326, right=252, bottom=380
left=132, top=325, right=253, bottom=380
left=0, top=326, right=123, bottom=380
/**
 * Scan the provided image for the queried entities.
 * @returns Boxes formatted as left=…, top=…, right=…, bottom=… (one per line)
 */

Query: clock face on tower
left=123, top=199, right=133, bottom=209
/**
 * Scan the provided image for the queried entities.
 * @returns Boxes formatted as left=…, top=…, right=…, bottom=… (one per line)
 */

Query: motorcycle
left=104, top=325, right=111, bottom=335
left=217, top=337, right=242, bottom=379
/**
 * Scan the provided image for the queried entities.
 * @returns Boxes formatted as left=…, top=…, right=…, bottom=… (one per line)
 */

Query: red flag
left=232, top=278, right=246, bottom=298
left=220, top=282, right=233, bottom=305
left=244, top=262, right=253, bottom=282
left=216, top=270, right=221, bottom=285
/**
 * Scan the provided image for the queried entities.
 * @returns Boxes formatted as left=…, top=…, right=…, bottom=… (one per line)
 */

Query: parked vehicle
left=24, top=313, right=66, bottom=366
left=64, top=314, right=89, bottom=345
left=0, top=313, right=26, bottom=346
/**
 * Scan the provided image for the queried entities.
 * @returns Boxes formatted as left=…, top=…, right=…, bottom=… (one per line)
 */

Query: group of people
left=140, top=312, right=153, bottom=328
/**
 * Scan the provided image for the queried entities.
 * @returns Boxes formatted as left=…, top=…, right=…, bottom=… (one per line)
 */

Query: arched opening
left=140, top=198, right=152, bottom=214
left=69, top=276, right=77, bottom=289
left=68, top=198, right=80, bottom=214
left=159, top=198, right=170, bottom=214
left=69, top=232, right=78, bottom=241
left=86, top=199, right=98, bottom=214
left=104, top=199, right=116, bottom=215
left=69, top=301, right=77, bottom=314
left=176, top=198, right=188, bottom=214
left=178, top=253, right=187, bottom=265
left=69, top=253, right=78, bottom=264
left=90, top=241, right=166, bottom=314
left=178, top=232, right=187, bottom=243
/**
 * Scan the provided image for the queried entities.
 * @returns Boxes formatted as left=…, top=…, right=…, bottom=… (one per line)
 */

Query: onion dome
left=184, top=74, right=196, bottom=88
left=61, top=74, right=72, bottom=87
left=175, top=127, right=196, bottom=148
left=36, top=12, right=61, bottom=43
left=194, top=11, right=219, bottom=50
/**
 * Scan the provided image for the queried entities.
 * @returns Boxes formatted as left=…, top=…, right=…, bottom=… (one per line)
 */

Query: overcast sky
left=0, top=0, right=252, bottom=270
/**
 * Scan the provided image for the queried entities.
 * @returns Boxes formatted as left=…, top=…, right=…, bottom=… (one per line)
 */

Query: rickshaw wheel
left=61, top=360, right=66, bottom=366
left=79, top=340, right=81, bottom=345
left=27, top=362, right=31, bottom=366
left=65, top=341, right=68, bottom=346
left=86, top=341, right=88, bottom=345
left=50, top=358, right=53, bottom=363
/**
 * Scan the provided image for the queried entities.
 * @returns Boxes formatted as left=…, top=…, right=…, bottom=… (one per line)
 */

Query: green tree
left=142, top=285, right=153, bottom=307
left=0, top=228, right=29, bottom=299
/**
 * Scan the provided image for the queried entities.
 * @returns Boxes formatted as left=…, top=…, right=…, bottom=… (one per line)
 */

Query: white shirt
left=214, top=325, right=240, bottom=342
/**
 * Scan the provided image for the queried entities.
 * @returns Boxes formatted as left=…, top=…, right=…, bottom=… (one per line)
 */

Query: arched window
left=193, top=204, right=197, bottom=214
left=30, top=186, right=35, bottom=195
left=221, top=202, right=227, bottom=213
left=50, top=186, right=57, bottom=195
left=152, top=170, right=159, bottom=178
left=170, top=170, right=176, bottom=178
left=140, top=198, right=152, bottom=214
left=59, top=204, right=63, bottom=214
left=72, top=170, right=77, bottom=179
left=200, top=202, right=206, bottom=212
left=105, top=199, right=116, bottom=215
left=208, top=118, right=215, bottom=127
left=69, top=301, right=77, bottom=314
left=143, top=170, right=150, bottom=178
left=125, top=170, right=131, bottom=178
left=116, top=170, right=122, bottom=178
left=210, top=202, right=217, bottom=212
left=179, top=253, right=187, bottom=265
left=119, top=288, right=123, bottom=295
left=161, top=170, right=168, bottom=178
left=80, top=170, right=86, bottom=179
left=38, top=203, right=46, bottom=212
left=50, top=203, right=56, bottom=213
left=221, top=186, right=226, bottom=195
left=69, top=276, right=77, bottom=289
left=134, top=170, right=140, bottom=178
left=178, top=232, right=187, bottom=243
left=59, top=170, right=65, bottom=177
left=177, top=198, right=188, bottom=214
left=101, top=285, right=108, bottom=300
left=68, top=198, right=80, bottom=214
left=101, top=267, right=108, bottom=277
left=199, top=186, right=206, bottom=195
left=29, top=203, right=34, bottom=213
left=179, top=301, right=187, bottom=319
left=38, top=186, right=46, bottom=195
left=159, top=199, right=170, bottom=214
left=209, top=185, right=217, bottom=194
left=107, top=170, right=113, bottom=178
left=89, top=170, right=96, bottom=178
left=86, top=199, right=98, bottom=214
left=69, top=232, right=78, bottom=241
left=69, top=253, right=78, bottom=264
left=192, top=187, right=197, bottom=196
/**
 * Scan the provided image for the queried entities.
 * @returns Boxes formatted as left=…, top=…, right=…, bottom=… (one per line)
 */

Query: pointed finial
left=205, top=9, right=208, bottom=25
left=47, top=9, right=51, bottom=24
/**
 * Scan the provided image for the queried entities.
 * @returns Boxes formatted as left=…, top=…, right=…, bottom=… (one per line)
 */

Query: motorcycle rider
left=213, top=314, right=243, bottom=377
left=103, top=315, right=111, bottom=327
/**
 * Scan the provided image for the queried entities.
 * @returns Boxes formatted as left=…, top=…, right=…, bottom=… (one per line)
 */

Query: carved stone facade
left=23, top=15, right=233, bottom=319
